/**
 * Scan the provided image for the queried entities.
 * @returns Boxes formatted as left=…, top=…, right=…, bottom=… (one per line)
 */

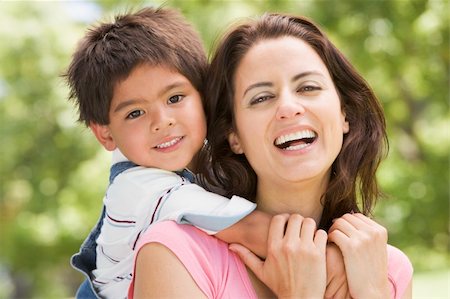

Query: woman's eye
left=168, top=95, right=184, bottom=104
left=126, top=110, right=144, bottom=119
left=299, top=85, right=321, bottom=93
left=250, top=95, right=273, bottom=105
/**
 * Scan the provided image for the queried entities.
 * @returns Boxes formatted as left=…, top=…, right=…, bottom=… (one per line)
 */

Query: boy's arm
left=159, top=183, right=257, bottom=233
left=214, top=210, right=271, bottom=258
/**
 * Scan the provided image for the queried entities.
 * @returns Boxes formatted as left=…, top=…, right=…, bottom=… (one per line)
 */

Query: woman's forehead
left=233, top=37, right=331, bottom=90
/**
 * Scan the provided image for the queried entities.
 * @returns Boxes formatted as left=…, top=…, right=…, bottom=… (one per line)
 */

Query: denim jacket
left=71, top=161, right=137, bottom=298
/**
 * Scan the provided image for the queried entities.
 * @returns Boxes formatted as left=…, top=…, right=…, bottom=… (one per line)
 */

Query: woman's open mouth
left=274, top=129, right=317, bottom=151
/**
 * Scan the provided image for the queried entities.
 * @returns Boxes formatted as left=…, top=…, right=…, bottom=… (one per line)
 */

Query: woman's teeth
left=274, top=130, right=316, bottom=150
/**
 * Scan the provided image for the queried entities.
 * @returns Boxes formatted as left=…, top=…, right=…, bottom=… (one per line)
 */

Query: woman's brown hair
left=203, top=13, right=388, bottom=230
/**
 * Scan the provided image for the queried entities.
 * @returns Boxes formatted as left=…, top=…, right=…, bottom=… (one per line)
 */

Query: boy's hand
left=215, top=210, right=271, bottom=258
left=325, top=243, right=350, bottom=299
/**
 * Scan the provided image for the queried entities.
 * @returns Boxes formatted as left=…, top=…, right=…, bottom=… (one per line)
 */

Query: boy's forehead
left=115, top=63, right=179, bottom=84
left=116, top=62, right=185, bottom=85
left=111, top=64, right=195, bottom=102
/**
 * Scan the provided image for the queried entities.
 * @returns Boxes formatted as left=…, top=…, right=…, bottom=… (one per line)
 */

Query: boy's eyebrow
left=157, top=81, right=188, bottom=98
left=113, top=99, right=146, bottom=113
left=113, top=81, right=189, bottom=113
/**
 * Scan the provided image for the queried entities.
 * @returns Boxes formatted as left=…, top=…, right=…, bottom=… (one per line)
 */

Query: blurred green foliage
left=0, top=0, right=448, bottom=297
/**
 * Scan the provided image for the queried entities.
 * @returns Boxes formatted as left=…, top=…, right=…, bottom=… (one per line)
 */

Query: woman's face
left=229, top=36, right=349, bottom=187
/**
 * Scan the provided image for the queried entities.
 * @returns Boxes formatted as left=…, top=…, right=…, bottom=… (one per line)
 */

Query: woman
left=130, top=13, right=413, bottom=298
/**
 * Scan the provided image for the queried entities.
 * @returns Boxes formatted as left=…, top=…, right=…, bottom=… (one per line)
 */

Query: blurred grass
left=413, top=270, right=449, bottom=298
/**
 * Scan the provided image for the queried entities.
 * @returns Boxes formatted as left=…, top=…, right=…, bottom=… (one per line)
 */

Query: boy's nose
left=150, top=109, right=175, bottom=132
left=275, top=92, right=305, bottom=120
left=152, top=120, right=174, bottom=132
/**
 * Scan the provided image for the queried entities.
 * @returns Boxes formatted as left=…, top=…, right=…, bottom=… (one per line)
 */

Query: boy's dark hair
left=64, top=6, right=207, bottom=126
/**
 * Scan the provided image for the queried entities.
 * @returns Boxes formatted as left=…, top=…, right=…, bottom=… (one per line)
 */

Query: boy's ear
left=90, top=123, right=116, bottom=151
left=227, top=131, right=244, bottom=154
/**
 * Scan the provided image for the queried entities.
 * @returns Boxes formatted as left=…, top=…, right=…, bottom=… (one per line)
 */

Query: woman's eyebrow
left=243, top=71, right=325, bottom=97
left=243, top=82, right=273, bottom=97
left=292, top=71, right=324, bottom=82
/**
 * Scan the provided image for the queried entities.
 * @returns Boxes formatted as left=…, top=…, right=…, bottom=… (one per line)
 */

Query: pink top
left=387, top=244, right=414, bottom=298
left=129, top=221, right=413, bottom=299
left=128, top=221, right=257, bottom=298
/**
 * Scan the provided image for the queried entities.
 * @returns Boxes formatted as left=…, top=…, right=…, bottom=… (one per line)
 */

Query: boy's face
left=91, top=64, right=206, bottom=171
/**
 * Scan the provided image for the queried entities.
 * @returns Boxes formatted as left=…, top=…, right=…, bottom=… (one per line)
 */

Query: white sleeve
left=99, top=167, right=255, bottom=254
left=96, top=167, right=184, bottom=267
left=156, top=183, right=256, bottom=234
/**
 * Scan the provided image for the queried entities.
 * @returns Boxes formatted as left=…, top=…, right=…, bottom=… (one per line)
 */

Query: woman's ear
left=343, top=118, right=349, bottom=134
left=227, top=131, right=244, bottom=154
left=341, top=111, right=350, bottom=134
left=90, top=123, right=117, bottom=151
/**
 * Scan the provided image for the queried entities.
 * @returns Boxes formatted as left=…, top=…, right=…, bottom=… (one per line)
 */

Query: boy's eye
left=126, top=110, right=144, bottom=119
left=168, top=95, right=184, bottom=104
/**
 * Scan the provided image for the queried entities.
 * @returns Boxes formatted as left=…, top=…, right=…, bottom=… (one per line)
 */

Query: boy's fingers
left=335, top=284, right=350, bottom=299
left=325, top=277, right=349, bottom=299
left=324, top=279, right=339, bottom=299
left=229, top=243, right=263, bottom=277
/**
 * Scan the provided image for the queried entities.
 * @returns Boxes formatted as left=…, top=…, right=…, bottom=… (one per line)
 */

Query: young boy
left=65, top=7, right=269, bottom=299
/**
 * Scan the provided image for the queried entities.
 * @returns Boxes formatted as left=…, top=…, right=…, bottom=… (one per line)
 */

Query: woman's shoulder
left=387, top=244, right=413, bottom=271
left=129, top=222, right=217, bottom=299
left=387, top=244, right=413, bottom=298
left=135, top=221, right=233, bottom=278
left=134, top=221, right=256, bottom=298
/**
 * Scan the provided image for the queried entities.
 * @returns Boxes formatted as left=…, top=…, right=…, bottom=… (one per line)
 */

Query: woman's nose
left=275, top=92, right=305, bottom=120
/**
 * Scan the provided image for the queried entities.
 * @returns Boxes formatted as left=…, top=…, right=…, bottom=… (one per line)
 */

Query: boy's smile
left=91, top=64, right=206, bottom=171
left=155, top=136, right=184, bottom=150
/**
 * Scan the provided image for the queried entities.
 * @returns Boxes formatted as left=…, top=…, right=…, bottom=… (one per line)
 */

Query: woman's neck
left=255, top=176, right=328, bottom=224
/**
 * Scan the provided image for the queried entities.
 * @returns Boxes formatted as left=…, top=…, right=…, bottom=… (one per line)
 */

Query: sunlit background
left=0, top=0, right=448, bottom=298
